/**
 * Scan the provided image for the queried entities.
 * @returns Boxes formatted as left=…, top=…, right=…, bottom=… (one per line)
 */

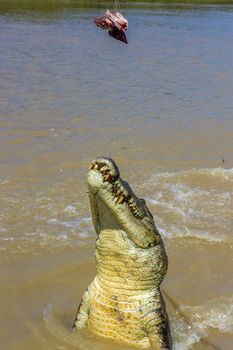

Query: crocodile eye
left=111, top=174, right=119, bottom=182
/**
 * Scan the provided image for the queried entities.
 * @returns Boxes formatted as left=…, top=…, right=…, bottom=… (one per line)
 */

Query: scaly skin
left=73, top=157, right=172, bottom=350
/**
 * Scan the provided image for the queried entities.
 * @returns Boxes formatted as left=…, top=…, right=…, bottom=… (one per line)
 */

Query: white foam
left=182, top=297, right=233, bottom=334
left=0, top=236, right=14, bottom=241
left=171, top=296, right=233, bottom=350
left=57, top=232, right=68, bottom=240
left=48, top=218, right=59, bottom=225
left=155, top=224, right=225, bottom=243
left=2, top=167, right=232, bottom=255
left=141, top=168, right=233, bottom=243
left=43, top=297, right=233, bottom=350
left=63, top=205, right=78, bottom=215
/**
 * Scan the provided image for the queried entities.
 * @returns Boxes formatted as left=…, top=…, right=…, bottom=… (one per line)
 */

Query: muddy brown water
left=0, top=1, right=233, bottom=349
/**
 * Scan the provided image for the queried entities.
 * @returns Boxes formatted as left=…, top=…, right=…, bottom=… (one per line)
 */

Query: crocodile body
left=73, top=157, right=172, bottom=349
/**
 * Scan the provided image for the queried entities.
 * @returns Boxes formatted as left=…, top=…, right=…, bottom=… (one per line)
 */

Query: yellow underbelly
left=86, top=278, right=162, bottom=349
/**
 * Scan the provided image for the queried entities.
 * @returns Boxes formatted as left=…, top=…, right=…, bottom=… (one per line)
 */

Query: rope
left=114, top=0, right=121, bottom=11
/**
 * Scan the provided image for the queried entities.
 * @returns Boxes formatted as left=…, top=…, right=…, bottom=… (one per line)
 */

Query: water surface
left=0, top=1, right=233, bottom=349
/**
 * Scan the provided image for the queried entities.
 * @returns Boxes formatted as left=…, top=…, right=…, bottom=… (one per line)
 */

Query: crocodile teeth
left=116, top=188, right=122, bottom=196
left=117, top=196, right=125, bottom=204
left=129, top=203, right=136, bottom=209
left=100, top=166, right=108, bottom=173
left=111, top=190, right=117, bottom=197
left=104, top=174, right=111, bottom=182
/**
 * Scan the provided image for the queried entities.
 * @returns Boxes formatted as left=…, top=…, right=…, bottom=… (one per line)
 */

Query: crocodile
left=73, top=157, right=172, bottom=350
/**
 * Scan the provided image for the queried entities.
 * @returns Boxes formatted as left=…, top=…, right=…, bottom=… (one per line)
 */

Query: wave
left=0, top=213, right=94, bottom=258
left=43, top=295, right=233, bottom=350
left=140, top=167, right=233, bottom=243
left=1, top=167, right=232, bottom=255
left=43, top=301, right=135, bottom=350
left=171, top=296, right=233, bottom=350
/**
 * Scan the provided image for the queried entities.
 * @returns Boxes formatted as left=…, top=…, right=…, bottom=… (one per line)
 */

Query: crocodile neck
left=95, top=229, right=168, bottom=294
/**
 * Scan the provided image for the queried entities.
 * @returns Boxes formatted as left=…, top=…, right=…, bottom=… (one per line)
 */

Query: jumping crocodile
left=73, top=157, right=172, bottom=350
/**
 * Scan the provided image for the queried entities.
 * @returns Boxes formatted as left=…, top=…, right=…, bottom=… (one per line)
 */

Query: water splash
left=141, top=167, right=233, bottom=243
left=1, top=167, right=233, bottom=255
left=43, top=295, right=233, bottom=350
left=171, top=296, right=233, bottom=350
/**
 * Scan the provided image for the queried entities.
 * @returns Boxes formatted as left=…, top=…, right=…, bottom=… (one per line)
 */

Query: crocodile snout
left=89, top=157, right=119, bottom=183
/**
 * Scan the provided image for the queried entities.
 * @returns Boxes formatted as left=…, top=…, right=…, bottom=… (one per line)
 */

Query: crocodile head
left=87, top=157, right=161, bottom=248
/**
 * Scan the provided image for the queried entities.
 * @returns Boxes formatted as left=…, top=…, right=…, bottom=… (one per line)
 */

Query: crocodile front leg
left=73, top=289, right=91, bottom=329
